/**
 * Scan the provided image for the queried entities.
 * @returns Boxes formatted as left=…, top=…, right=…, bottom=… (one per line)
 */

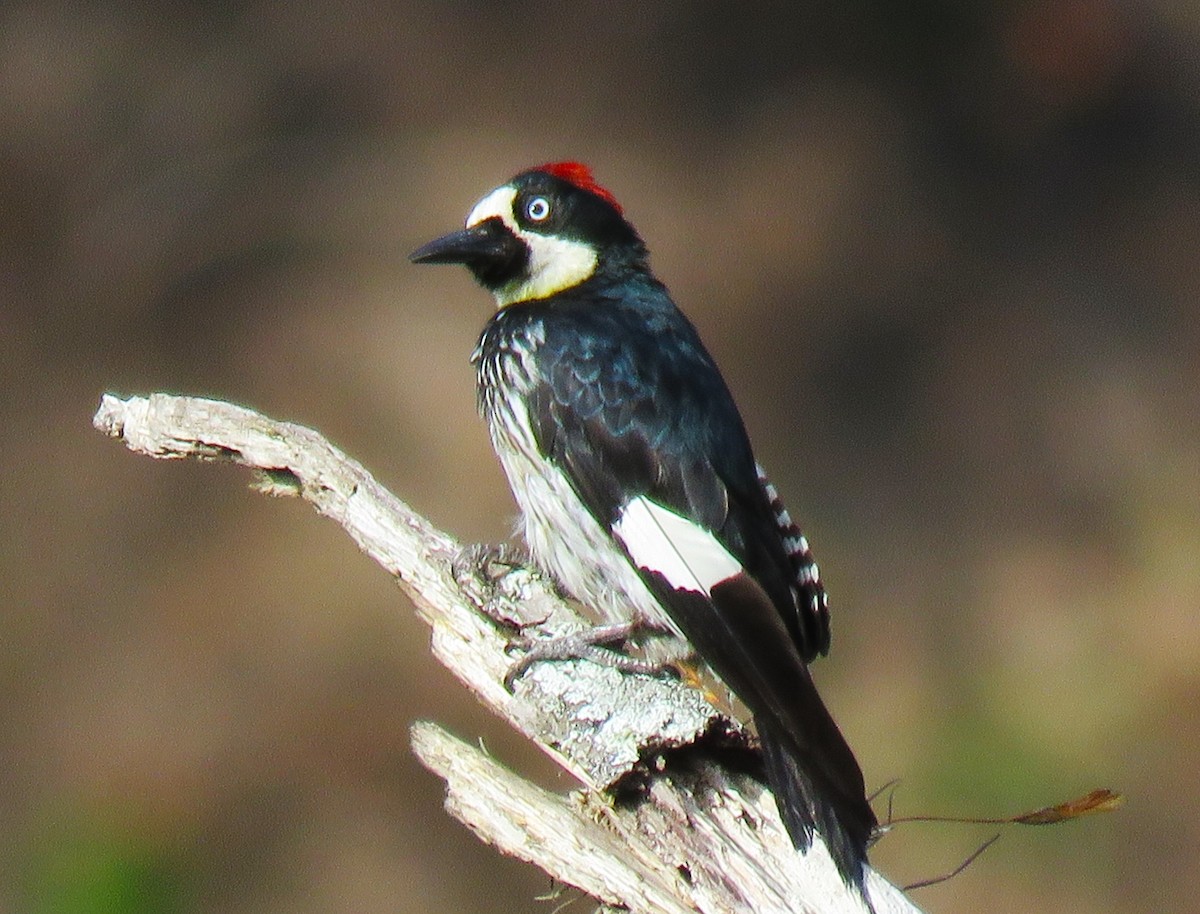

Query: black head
left=410, top=162, right=644, bottom=306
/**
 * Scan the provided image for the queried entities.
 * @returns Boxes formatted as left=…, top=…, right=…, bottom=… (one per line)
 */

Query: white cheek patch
left=503, top=233, right=597, bottom=306
left=613, top=495, right=744, bottom=595
left=465, top=184, right=598, bottom=307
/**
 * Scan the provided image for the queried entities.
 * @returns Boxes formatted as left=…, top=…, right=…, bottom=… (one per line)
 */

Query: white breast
left=487, top=393, right=680, bottom=636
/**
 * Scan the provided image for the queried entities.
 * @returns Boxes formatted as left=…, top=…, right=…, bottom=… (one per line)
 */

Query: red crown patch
left=536, top=161, right=622, bottom=213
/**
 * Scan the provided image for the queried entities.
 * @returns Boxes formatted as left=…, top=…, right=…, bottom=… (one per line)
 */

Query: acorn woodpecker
left=411, top=162, right=877, bottom=890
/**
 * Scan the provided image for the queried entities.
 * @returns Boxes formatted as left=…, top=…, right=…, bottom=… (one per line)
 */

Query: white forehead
left=466, top=185, right=518, bottom=229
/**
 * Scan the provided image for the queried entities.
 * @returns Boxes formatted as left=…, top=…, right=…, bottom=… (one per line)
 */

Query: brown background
left=3, top=2, right=1197, bottom=912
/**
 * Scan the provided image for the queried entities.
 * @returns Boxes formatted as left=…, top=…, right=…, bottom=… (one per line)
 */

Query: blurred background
left=2, top=1, right=1197, bottom=912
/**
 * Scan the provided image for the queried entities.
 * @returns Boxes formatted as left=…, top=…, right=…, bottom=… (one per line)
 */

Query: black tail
left=757, top=716, right=877, bottom=895
left=636, top=573, right=877, bottom=894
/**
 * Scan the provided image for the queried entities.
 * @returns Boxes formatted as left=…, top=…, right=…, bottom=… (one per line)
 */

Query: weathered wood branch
left=93, top=392, right=923, bottom=914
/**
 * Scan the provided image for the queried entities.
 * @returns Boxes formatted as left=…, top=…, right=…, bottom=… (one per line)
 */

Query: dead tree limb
left=93, top=392, right=923, bottom=914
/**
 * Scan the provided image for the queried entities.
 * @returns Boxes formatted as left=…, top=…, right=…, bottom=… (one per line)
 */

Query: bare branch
left=94, top=392, right=923, bottom=914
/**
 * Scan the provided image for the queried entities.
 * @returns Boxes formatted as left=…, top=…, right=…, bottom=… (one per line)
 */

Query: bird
left=410, top=161, right=877, bottom=893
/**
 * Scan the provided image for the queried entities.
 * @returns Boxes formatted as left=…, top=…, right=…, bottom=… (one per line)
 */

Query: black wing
left=756, top=462, right=832, bottom=661
left=529, top=294, right=827, bottom=663
left=525, top=295, right=875, bottom=884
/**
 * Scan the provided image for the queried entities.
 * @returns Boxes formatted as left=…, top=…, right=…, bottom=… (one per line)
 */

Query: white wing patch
left=613, top=496, right=743, bottom=595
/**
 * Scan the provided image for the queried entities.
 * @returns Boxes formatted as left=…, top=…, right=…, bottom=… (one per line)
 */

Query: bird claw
left=452, top=542, right=547, bottom=630
left=502, top=619, right=684, bottom=692
left=452, top=541, right=530, bottom=583
left=452, top=550, right=686, bottom=691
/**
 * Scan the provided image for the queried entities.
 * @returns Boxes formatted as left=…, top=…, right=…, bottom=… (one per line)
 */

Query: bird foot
left=452, top=541, right=548, bottom=629
left=452, top=541, right=531, bottom=582
left=504, top=617, right=684, bottom=691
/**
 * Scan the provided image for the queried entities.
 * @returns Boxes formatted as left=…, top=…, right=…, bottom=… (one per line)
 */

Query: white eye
left=525, top=196, right=551, bottom=222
